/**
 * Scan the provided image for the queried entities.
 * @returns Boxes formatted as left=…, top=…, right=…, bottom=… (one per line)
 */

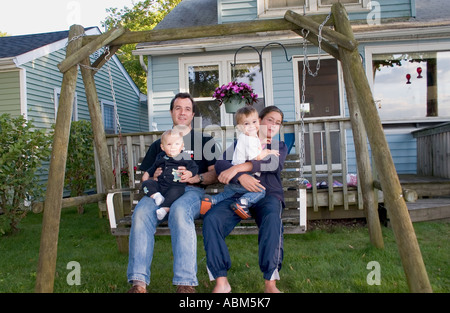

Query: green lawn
left=0, top=204, right=448, bottom=293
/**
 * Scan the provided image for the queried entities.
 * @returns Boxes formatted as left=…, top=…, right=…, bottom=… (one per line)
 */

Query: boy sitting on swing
left=200, top=106, right=279, bottom=219
left=141, top=129, right=198, bottom=220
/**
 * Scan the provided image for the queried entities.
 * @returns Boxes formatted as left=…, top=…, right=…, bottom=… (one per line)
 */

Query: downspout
left=18, top=66, right=28, bottom=120
left=410, top=0, right=416, bottom=18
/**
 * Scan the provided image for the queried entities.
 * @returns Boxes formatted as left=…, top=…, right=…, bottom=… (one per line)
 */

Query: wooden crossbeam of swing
left=80, top=17, right=329, bottom=47
left=58, top=27, right=125, bottom=73
left=284, top=10, right=357, bottom=52
left=82, top=19, right=297, bottom=46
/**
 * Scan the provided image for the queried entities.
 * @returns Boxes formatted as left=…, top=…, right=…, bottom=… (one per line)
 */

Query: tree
left=102, top=0, right=182, bottom=94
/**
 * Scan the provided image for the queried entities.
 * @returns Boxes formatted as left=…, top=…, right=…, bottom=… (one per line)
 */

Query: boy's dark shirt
left=146, top=151, right=199, bottom=188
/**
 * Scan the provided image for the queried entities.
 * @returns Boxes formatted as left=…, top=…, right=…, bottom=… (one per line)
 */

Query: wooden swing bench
left=106, top=154, right=307, bottom=237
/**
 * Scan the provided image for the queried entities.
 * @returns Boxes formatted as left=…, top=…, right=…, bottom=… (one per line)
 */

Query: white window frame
left=101, top=99, right=117, bottom=134
left=257, top=0, right=370, bottom=18
left=292, top=54, right=345, bottom=121
left=365, top=41, right=450, bottom=123
left=54, top=87, right=78, bottom=122
left=179, top=52, right=273, bottom=126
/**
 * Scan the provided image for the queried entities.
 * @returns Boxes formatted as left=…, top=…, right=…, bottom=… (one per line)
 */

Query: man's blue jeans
left=127, top=185, right=204, bottom=286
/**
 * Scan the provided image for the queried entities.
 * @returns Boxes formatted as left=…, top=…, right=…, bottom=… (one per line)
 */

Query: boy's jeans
left=127, top=186, right=204, bottom=286
left=211, top=183, right=265, bottom=206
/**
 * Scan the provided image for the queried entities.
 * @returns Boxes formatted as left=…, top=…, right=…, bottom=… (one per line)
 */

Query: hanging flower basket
left=213, top=81, right=258, bottom=113
left=223, top=96, right=246, bottom=114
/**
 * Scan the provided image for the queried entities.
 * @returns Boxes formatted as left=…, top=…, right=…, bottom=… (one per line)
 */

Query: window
left=268, top=0, right=305, bottom=9
left=320, top=0, right=360, bottom=5
left=371, top=51, right=450, bottom=121
left=180, top=53, right=272, bottom=127
left=188, top=64, right=221, bottom=127
left=54, top=88, right=77, bottom=122
left=295, top=57, right=342, bottom=118
left=231, top=62, right=265, bottom=115
left=258, top=0, right=368, bottom=16
left=101, top=100, right=116, bottom=134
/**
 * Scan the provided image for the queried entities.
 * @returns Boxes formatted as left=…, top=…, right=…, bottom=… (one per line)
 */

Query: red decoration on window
left=406, top=73, right=411, bottom=84
left=417, top=67, right=423, bottom=78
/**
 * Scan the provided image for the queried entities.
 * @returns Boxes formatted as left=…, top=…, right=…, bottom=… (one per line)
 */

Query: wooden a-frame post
left=35, top=25, right=84, bottom=293
left=286, top=4, right=431, bottom=292
left=331, top=3, right=431, bottom=292
left=79, top=53, right=128, bottom=253
left=35, top=25, right=126, bottom=292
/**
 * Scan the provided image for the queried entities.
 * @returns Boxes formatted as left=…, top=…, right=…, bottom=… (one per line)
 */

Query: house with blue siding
left=0, top=27, right=148, bottom=189
left=0, top=27, right=148, bottom=134
left=133, top=0, right=450, bottom=176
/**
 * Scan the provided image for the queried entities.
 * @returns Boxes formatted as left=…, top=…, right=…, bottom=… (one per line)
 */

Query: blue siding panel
left=23, top=48, right=146, bottom=133
left=219, top=0, right=258, bottom=23
left=219, top=0, right=413, bottom=24
left=347, top=131, right=417, bottom=175
left=150, top=55, right=180, bottom=131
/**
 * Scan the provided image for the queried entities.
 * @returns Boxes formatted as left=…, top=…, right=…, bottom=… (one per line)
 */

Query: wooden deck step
left=406, top=198, right=450, bottom=222
left=398, top=174, right=450, bottom=198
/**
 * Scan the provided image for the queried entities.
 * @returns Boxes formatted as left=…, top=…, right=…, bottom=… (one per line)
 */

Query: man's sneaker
left=200, top=195, right=213, bottom=215
left=230, top=202, right=251, bottom=219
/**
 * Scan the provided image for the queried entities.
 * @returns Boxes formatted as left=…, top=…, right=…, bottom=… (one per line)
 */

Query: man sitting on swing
left=127, top=93, right=219, bottom=293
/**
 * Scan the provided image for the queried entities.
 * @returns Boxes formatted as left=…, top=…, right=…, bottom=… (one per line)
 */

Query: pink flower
left=212, top=81, right=258, bottom=105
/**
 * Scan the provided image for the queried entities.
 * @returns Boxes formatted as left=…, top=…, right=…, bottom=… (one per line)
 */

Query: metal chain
left=105, top=48, right=129, bottom=180
left=105, top=48, right=121, bottom=136
left=301, top=11, right=331, bottom=80
left=65, top=33, right=86, bottom=47
left=79, top=63, right=100, bottom=71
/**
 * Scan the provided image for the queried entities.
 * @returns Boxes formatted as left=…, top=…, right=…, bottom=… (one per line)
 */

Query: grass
left=0, top=204, right=448, bottom=293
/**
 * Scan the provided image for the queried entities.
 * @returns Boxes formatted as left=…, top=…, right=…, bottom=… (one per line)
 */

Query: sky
left=1, top=0, right=136, bottom=36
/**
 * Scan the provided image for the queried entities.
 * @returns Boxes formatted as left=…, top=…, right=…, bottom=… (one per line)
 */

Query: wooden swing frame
left=35, top=3, right=432, bottom=293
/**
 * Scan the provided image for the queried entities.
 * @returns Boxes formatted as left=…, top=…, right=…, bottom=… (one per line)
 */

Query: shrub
left=0, top=114, right=52, bottom=235
left=64, top=120, right=96, bottom=214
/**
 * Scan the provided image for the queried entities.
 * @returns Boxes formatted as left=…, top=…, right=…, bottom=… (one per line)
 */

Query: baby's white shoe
left=151, top=192, right=164, bottom=206
left=156, top=207, right=168, bottom=220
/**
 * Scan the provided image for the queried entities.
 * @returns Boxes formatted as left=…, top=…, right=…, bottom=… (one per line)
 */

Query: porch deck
left=399, top=174, right=450, bottom=198
left=398, top=174, right=450, bottom=222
